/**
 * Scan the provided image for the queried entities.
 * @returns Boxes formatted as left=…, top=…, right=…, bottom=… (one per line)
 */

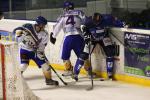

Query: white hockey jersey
left=52, top=10, right=86, bottom=38
left=15, top=24, right=49, bottom=52
left=36, top=30, right=49, bottom=52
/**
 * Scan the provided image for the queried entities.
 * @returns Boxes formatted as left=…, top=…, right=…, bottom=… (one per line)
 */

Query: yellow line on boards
left=29, top=61, right=150, bottom=87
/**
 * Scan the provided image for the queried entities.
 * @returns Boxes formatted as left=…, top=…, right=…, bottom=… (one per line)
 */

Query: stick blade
left=64, top=82, right=68, bottom=85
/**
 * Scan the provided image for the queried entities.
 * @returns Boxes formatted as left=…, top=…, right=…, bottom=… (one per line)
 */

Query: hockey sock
left=106, top=57, right=114, bottom=77
left=74, top=58, right=84, bottom=76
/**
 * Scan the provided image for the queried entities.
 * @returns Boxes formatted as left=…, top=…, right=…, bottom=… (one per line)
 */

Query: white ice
left=24, top=67, right=150, bottom=100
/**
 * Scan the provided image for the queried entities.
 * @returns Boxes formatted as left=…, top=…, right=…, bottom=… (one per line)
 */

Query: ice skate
left=72, top=74, right=78, bottom=81
left=62, top=70, right=73, bottom=77
left=45, top=78, right=59, bottom=86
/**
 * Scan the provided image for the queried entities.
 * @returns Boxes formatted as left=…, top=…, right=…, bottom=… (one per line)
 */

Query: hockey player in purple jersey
left=13, top=16, right=59, bottom=85
left=73, top=13, right=119, bottom=81
left=50, top=1, right=86, bottom=77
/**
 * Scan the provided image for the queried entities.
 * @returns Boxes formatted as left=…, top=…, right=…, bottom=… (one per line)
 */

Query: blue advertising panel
left=124, top=32, right=150, bottom=77
left=0, top=30, right=14, bottom=41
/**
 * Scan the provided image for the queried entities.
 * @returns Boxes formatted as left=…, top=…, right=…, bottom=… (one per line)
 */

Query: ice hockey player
left=50, top=1, right=86, bottom=77
left=73, top=13, right=118, bottom=81
left=13, top=16, right=59, bottom=85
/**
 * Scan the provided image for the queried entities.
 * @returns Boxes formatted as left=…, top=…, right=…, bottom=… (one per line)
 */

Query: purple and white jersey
left=36, top=30, right=49, bottom=52
left=16, top=24, right=49, bottom=52
left=52, top=10, right=86, bottom=38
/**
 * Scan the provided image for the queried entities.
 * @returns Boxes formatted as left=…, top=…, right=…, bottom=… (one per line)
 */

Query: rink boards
left=0, top=19, right=150, bottom=86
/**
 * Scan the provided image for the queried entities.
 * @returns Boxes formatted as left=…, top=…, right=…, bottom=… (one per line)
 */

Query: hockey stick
left=86, top=35, right=94, bottom=91
left=49, top=64, right=68, bottom=85
left=110, top=32, right=124, bottom=45
left=109, top=30, right=127, bottom=47
left=43, top=25, right=68, bottom=85
left=109, top=31, right=137, bottom=56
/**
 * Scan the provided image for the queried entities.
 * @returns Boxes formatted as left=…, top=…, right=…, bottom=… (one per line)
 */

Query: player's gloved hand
left=84, top=36, right=90, bottom=44
left=36, top=51, right=45, bottom=60
left=81, top=25, right=88, bottom=36
left=50, top=32, right=56, bottom=44
left=81, top=25, right=91, bottom=37
left=81, top=25, right=86, bottom=32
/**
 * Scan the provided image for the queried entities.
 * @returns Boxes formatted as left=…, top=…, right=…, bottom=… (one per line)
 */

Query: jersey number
left=66, top=15, right=75, bottom=25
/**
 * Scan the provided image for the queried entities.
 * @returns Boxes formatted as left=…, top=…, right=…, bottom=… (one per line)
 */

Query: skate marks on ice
left=23, top=68, right=150, bottom=100
left=24, top=69, right=119, bottom=91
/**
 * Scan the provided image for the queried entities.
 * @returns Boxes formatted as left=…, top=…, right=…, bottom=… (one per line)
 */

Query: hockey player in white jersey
left=13, top=16, right=59, bottom=85
left=50, top=1, right=86, bottom=76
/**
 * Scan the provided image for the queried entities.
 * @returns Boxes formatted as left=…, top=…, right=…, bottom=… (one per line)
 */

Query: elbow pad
left=15, top=30, right=23, bottom=37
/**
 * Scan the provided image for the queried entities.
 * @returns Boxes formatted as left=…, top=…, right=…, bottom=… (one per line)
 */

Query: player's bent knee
left=41, top=63, right=51, bottom=72
left=20, top=64, right=28, bottom=72
left=80, top=52, right=89, bottom=60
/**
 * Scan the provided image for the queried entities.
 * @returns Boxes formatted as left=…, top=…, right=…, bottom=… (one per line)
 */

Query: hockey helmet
left=63, top=1, right=74, bottom=10
left=36, top=16, right=47, bottom=25
left=93, top=12, right=102, bottom=22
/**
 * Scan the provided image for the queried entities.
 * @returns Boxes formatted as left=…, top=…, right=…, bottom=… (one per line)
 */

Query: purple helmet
left=63, top=1, right=74, bottom=10
left=36, top=16, right=47, bottom=25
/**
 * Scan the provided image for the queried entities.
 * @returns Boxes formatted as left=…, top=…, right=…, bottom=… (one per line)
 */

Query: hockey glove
left=50, top=32, right=56, bottom=44
left=84, top=36, right=90, bottom=44
left=81, top=25, right=90, bottom=36
left=36, top=51, right=45, bottom=60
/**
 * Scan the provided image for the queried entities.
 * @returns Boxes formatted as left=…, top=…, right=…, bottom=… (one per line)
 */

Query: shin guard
left=84, top=60, right=91, bottom=71
left=64, top=60, right=73, bottom=71
left=41, top=63, right=52, bottom=79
